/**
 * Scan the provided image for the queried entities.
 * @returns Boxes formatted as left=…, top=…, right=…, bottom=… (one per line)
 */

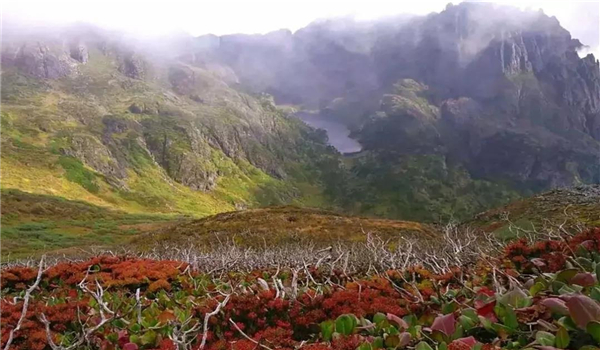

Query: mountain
left=0, top=23, right=346, bottom=218
left=186, top=2, right=600, bottom=219
left=1, top=2, right=599, bottom=224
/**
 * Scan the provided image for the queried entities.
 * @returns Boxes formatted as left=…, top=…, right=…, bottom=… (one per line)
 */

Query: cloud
left=2, top=0, right=598, bottom=48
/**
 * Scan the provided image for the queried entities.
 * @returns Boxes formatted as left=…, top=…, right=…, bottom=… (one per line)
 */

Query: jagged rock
left=119, top=53, right=145, bottom=79
left=175, top=153, right=218, bottom=191
left=62, top=134, right=128, bottom=189
left=69, top=42, right=89, bottom=63
left=6, top=42, right=78, bottom=79
left=441, top=98, right=482, bottom=126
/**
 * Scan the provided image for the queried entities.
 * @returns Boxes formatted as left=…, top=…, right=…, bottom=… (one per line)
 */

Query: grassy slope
left=1, top=190, right=435, bottom=258
left=0, top=44, right=340, bottom=219
left=468, top=185, right=600, bottom=239
left=132, top=205, right=438, bottom=250
left=3, top=184, right=598, bottom=259
left=0, top=189, right=178, bottom=259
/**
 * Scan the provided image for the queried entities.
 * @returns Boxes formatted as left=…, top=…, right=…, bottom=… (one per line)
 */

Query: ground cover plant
left=1, top=227, right=600, bottom=350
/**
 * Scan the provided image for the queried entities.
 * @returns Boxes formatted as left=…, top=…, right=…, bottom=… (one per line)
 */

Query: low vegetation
left=2, top=225, right=600, bottom=350
left=1, top=189, right=176, bottom=259
left=133, top=206, right=437, bottom=250
left=470, top=185, right=600, bottom=240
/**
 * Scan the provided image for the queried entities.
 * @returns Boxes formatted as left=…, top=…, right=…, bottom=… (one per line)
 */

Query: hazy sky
left=3, top=0, right=599, bottom=55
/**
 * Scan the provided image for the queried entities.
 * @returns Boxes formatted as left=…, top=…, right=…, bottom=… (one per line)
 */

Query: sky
left=2, top=0, right=599, bottom=55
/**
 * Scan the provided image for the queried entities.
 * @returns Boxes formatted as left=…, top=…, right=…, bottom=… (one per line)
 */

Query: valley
left=1, top=2, right=600, bottom=349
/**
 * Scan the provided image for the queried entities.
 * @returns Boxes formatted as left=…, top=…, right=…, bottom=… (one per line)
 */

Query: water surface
left=295, top=111, right=362, bottom=154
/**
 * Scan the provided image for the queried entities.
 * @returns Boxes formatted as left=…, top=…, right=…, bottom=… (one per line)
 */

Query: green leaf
left=556, top=269, right=579, bottom=283
left=503, top=306, right=518, bottom=330
left=556, top=327, right=570, bottom=349
left=106, top=332, right=119, bottom=344
left=129, top=323, right=142, bottom=334
left=438, top=342, right=448, bottom=350
left=536, top=331, right=556, bottom=346
left=335, top=314, right=357, bottom=336
left=461, top=308, right=478, bottom=323
left=591, top=287, right=600, bottom=302
left=478, top=316, right=494, bottom=332
left=458, top=315, right=476, bottom=331
left=142, top=318, right=160, bottom=328
left=358, top=343, right=373, bottom=350
left=372, top=337, right=384, bottom=349
left=451, top=324, right=464, bottom=341
left=530, top=282, right=546, bottom=297
left=129, top=334, right=140, bottom=345
left=404, top=314, right=418, bottom=327
left=552, top=281, right=567, bottom=294
left=577, top=257, right=594, bottom=271
left=408, top=324, right=421, bottom=338
left=385, top=335, right=400, bottom=348
left=492, top=323, right=513, bottom=337
left=558, top=316, right=579, bottom=331
left=112, top=319, right=127, bottom=329
left=387, top=325, right=399, bottom=336
left=442, top=301, right=458, bottom=315
left=445, top=290, right=457, bottom=299
left=373, top=313, right=387, bottom=325
left=431, top=330, right=447, bottom=344
left=320, top=320, right=335, bottom=341
left=416, top=341, right=434, bottom=350
left=587, top=321, right=600, bottom=344
left=559, top=284, right=583, bottom=295
left=499, top=288, right=531, bottom=308
left=141, top=330, right=157, bottom=346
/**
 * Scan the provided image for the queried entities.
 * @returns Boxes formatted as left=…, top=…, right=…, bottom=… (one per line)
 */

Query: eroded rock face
left=62, top=134, right=129, bottom=189
left=69, top=42, right=89, bottom=63
left=119, top=53, right=146, bottom=79
left=5, top=42, right=78, bottom=79
left=173, top=153, right=218, bottom=191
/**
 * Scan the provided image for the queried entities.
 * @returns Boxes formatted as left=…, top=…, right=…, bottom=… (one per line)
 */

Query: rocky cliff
left=187, top=2, right=600, bottom=195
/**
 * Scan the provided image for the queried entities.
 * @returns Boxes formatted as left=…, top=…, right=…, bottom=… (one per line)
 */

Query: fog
left=3, top=0, right=599, bottom=57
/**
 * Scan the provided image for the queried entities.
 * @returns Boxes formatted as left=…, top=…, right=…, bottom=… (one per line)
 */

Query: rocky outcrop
left=62, top=134, right=129, bottom=189
left=172, top=153, right=218, bottom=191
left=119, top=53, right=146, bottom=79
left=3, top=42, right=78, bottom=79
left=69, top=42, right=89, bottom=63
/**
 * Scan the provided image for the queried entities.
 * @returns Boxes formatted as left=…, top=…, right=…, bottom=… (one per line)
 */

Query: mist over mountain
left=183, top=2, right=600, bottom=216
left=1, top=1, right=599, bottom=222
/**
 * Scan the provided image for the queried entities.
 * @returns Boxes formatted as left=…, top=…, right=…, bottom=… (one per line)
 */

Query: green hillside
left=1, top=35, right=344, bottom=219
